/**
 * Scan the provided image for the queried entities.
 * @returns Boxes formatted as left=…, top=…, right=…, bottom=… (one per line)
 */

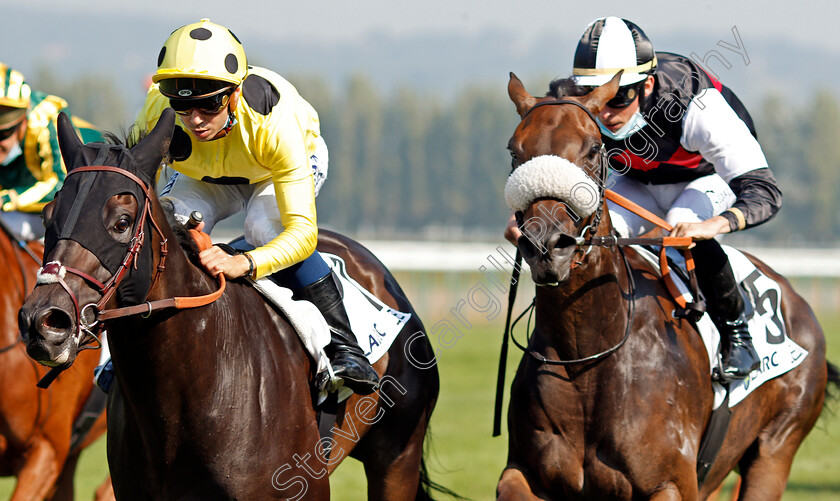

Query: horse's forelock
left=505, top=155, right=600, bottom=218
left=547, top=77, right=588, bottom=99
left=74, top=126, right=155, bottom=182
left=100, top=123, right=152, bottom=150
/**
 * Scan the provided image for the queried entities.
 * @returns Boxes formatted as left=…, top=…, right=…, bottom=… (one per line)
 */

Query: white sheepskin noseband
left=504, top=155, right=601, bottom=217
left=37, top=261, right=67, bottom=285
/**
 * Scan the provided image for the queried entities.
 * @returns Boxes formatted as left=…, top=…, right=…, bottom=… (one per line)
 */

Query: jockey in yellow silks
left=95, top=19, right=378, bottom=396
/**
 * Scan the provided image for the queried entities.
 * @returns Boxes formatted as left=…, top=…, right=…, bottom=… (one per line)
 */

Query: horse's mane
left=160, top=199, right=201, bottom=261
left=102, top=127, right=200, bottom=261
left=101, top=123, right=144, bottom=149
left=547, top=77, right=588, bottom=99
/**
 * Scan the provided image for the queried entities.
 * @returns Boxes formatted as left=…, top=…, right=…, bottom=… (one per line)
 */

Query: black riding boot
left=694, top=240, right=760, bottom=381
left=294, top=272, right=380, bottom=395
left=714, top=308, right=760, bottom=381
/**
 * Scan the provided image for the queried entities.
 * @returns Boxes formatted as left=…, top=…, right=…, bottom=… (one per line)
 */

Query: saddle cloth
left=249, top=252, right=411, bottom=376
left=631, top=245, right=809, bottom=408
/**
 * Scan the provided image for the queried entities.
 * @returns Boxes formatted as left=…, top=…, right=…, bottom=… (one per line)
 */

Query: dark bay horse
left=496, top=72, right=839, bottom=500
left=19, top=109, right=440, bottom=500
left=0, top=224, right=111, bottom=500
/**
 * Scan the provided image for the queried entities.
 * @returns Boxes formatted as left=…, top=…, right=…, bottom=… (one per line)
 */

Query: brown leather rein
left=35, top=165, right=226, bottom=344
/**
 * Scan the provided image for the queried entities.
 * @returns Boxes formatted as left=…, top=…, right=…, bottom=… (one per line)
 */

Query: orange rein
left=604, top=190, right=696, bottom=309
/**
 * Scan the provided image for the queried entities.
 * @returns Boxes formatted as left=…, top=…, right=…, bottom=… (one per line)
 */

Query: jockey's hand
left=199, top=245, right=251, bottom=279
left=504, top=212, right=522, bottom=246
left=669, top=215, right=731, bottom=241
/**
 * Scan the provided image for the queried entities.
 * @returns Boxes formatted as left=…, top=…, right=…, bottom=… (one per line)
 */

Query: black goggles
left=602, top=81, right=645, bottom=109
left=169, top=89, right=233, bottom=116
left=0, top=119, right=23, bottom=141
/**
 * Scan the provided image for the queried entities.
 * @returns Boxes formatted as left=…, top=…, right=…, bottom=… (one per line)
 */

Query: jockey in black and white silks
left=572, top=17, right=778, bottom=381
left=507, top=16, right=781, bottom=381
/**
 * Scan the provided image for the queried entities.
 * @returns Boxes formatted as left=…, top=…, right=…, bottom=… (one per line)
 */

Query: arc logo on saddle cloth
left=321, top=252, right=412, bottom=360
left=249, top=253, right=411, bottom=375
left=633, top=245, right=808, bottom=407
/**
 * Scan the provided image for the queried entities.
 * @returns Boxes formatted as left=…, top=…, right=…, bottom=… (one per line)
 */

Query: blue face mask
left=597, top=111, right=649, bottom=141
left=1, top=141, right=22, bottom=166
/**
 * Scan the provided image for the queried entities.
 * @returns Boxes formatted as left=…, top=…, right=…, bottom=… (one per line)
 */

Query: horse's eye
left=114, top=215, right=131, bottom=234
left=590, top=145, right=601, bottom=157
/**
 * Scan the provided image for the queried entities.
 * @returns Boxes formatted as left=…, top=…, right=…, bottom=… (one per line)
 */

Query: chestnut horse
left=0, top=222, right=111, bottom=500
left=496, top=72, right=839, bottom=500
left=19, top=109, right=441, bottom=500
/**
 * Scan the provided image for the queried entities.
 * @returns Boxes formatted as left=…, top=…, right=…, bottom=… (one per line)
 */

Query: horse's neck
left=533, top=245, right=627, bottom=355
left=106, top=227, right=229, bottom=423
left=146, top=219, right=216, bottom=302
left=108, top=218, right=219, bottom=367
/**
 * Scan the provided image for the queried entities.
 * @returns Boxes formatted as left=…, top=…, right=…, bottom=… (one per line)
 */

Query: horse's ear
left=57, top=112, right=83, bottom=171
left=580, top=71, right=622, bottom=115
left=133, top=108, right=176, bottom=179
left=508, top=72, right=537, bottom=117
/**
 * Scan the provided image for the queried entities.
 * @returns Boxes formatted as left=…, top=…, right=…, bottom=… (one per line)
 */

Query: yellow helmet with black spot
left=153, top=19, right=248, bottom=98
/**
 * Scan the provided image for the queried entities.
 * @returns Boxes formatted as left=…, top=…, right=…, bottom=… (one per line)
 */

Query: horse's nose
left=18, top=308, right=31, bottom=343
left=22, top=307, right=74, bottom=345
left=518, top=230, right=576, bottom=261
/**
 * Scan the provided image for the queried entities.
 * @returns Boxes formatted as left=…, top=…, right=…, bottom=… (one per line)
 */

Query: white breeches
left=161, top=175, right=284, bottom=248
left=158, top=135, right=329, bottom=247
left=608, top=173, right=736, bottom=237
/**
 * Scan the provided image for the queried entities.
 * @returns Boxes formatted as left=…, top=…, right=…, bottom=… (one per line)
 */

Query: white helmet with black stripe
left=572, top=17, right=657, bottom=88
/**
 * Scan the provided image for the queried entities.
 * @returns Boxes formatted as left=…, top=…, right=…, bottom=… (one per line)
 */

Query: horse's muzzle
left=518, top=231, right=577, bottom=286
left=19, top=305, right=77, bottom=367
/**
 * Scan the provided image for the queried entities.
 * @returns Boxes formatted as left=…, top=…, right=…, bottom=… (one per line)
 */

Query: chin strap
left=211, top=111, right=238, bottom=140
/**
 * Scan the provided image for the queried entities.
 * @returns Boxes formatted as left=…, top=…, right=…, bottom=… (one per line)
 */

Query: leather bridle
left=35, top=165, right=225, bottom=347
left=515, top=98, right=609, bottom=268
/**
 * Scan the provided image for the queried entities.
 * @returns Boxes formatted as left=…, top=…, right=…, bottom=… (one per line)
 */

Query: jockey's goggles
left=601, top=81, right=645, bottom=109
left=0, top=115, right=24, bottom=141
left=167, top=87, right=234, bottom=116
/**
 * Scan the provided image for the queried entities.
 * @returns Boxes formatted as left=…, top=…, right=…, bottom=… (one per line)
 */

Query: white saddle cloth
left=250, top=252, right=412, bottom=401
left=632, top=245, right=808, bottom=408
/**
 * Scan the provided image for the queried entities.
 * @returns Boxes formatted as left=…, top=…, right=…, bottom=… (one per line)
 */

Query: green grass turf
left=1, top=314, right=838, bottom=500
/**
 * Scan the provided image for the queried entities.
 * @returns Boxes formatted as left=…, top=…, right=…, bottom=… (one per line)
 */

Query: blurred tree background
left=27, top=68, right=840, bottom=244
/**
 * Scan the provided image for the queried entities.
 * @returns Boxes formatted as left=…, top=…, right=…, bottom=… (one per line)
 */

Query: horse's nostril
left=38, top=308, right=73, bottom=332
left=517, top=235, right=540, bottom=260
left=554, top=234, right=578, bottom=249
left=18, top=310, right=32, bottom=342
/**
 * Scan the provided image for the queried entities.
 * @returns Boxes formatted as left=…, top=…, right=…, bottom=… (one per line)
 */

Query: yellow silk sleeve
left=248, top=174, right=318, bottom=278
left=247, top=111, right=318, bottom=278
